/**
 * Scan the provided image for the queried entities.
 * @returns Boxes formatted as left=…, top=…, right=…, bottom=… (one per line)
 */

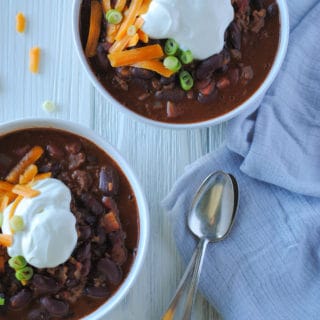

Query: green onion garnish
left=127, top=25, right=137, bottom=36
left=16, top=266, right=33, bottom=281
left=10, top=216, right=24, bottom=232
left=179, top=50, right=194, bottom=65
left=0, top=297, right=5, bottom=306
left=163, top=56, right=182, bottom=72
left=106, top=9, right=123, bottom=25
left=0, top=213, right=3, bottom=228
left=8, top=256, right=27, bottom=270
left=179, top=70, right=194, bottom=91
left=164, top=39, right=179, bottom=56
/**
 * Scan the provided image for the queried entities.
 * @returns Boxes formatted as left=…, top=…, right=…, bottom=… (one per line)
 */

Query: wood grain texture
left=0, top=1, right=224, bottom=319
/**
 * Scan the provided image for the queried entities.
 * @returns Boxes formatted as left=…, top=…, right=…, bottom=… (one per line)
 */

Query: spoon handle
left=162, top=238, right=209, bottom=320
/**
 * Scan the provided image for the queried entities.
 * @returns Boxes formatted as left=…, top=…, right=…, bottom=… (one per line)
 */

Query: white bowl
left=72, top=0, right=289, bottom=129
left=0, top=118, right=149, bottom=320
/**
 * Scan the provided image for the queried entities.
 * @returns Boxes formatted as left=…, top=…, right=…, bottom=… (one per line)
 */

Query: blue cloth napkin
left=163, top=1, right=320, bottom=319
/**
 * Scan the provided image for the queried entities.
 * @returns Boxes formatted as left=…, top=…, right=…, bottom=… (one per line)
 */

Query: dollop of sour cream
left=2, top=178, right=77, bottom=269
left=142, top=0, right=234, bottom=60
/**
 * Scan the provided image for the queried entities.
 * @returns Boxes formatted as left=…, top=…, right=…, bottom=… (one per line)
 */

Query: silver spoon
left=162, top=171, right=239, bottom=320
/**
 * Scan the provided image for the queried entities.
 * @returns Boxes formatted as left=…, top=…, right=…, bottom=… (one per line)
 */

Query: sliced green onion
left=0, top=297, right=5, bottom=306
left=127, top=25, right=137, bottom=36
left=10, top=216, right=24, bottom=232
left=15, top=266, right=33, bottom=281
left=164, top=39, right=179, bottom=56
left=8, top=256, right=27, bottom=270
left=163, top=56, right=181, bottom=72
left=106, top=9, right=123, bottom=25
left=179, top=50, right=193, bottom=65
left=179, top=70, right=194, bottom=91
left=0, top=213, right=3, bottom=228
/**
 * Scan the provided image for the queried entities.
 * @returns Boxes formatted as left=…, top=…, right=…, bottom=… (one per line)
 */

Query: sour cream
left=142, top=0, right=234, bottom=60
left=2, top=178, right=77, bottom=269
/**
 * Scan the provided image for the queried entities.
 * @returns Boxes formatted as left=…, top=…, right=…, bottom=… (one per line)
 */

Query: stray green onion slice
left=8, top=256, right=27, bottom=270
left=179, top=50, right=193, bottom=65
left=163, top=56, right=181, bottom=72
left=10, top=216, right=25, bottom=232
left=0, top=297, right=5, bottom=306
left=179, top=70, right=194, bottom=91
left=164, top=39, right=179, bottom=56
left=16, top=266, right=33, bottom=281
left=0, top=213, right=3, bottom=228
left=106, top=9, right=123, bottom=25
left=127, top=25, right=137, bottom=36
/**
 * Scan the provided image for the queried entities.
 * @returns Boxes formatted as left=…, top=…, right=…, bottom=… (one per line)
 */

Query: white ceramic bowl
left=0, top=118, right=149, bottom=320
left=72, top=0, right=289, bottom=129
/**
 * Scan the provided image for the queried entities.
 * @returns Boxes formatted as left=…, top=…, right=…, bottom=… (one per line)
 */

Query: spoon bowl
left=163, top=171, right=239, bottom=320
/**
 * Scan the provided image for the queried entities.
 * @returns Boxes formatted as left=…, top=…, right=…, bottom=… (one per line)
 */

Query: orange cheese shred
left=6, top=146, right=44, bottom=184
left=19, top=164, right=38, bottom=185
left=12, top=185, right=40, bottom=198
left=8, top=196, right=23, bottom=220
left=0, top=181, right=14, bottom=193
left=16, top=12, right=26, bottom=33
left=108, top=44, right=164, bottom=67
left=29, top=47, right=41, bottom=74
left=131, top=60, right=175, bottom=78
left=85, top=0, right=103, bottom=57
left=137, top=29, right=149, bottom=43
left=32, top=172, right=52, bottom=182
left=0, top=234, right=13, bottom=247
left=102, top=0, right=111, bottom=14
left=0, top=195, right=9, bottom=212
left=115, top=0, right=127, bottom=11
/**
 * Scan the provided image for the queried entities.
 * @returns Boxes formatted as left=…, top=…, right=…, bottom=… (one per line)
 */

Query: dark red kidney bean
left=197, top=89, right=218, bottom=104
left=0, top=153, right=13, bottom=177
left=267, top=3, right=278, bottom=17
left=27, top=309, right=50, bottom=320
left=116, top=67, right=132, bottom=79
left=97, top=258, right=122, bottom=285
left=40, top=297, right=69, bottom=317
left=198, top=81, right=216, bottom=96
left=65, top=279, right=79, bottom=288
left=155, top=88, right=185, bottom=102
left=228, top=22, right=242, bottom=50
left=76, top=242, right=91, bottom=262
left=81, top=258, right=91, bottom=277
left=99, top=167, right=119, bottom=196
left=84, top=213, right=98, bottom=225
left=196, top=78, right=212, bottom=90
left=96, top=226, right=107, bottom=244
left=152, top=78, right=161, bottom=90
left=68, top=152, right=86, bottom=170
left=10, top=289, right=32, bottom=310
left=234, top=0, right=250, bottom=13
left=81, top=193, right=105, bottom=215
left=251, top=0, right=264, bottom=10
left=160, top=74, right=176, bottom=85
left=78, top=225, right=92, bottom=241
left=217, top=78, right=231, bottom=90
left=196, top=52, right=225, bottom=80
left=32, top=274, right=60, bottom=295
left=46, top=144, right=64, bottom=160
left=13, top=145, right=31, bottom=157
left=71, top=170, right=93, bottom=192
left=112, top=243, right=127, bottom=265
left=85, top=286, right=110, bottom=298
left=230, top=49, right=242, bottom=61
left=94, top=43, right=110, bottom=72
left=65, top=141, right=82, bottom=154
left=131, top=67, right=155, bottom=79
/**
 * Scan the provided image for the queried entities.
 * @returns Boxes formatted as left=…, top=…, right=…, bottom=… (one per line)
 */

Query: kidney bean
left=197, top=90, right=218, bottom=104
left=46, top=144, right=64, bottom=160
left=230, top=49, right=242, bottom=61
left=81, top=258, right=91, bottom=277
left=71, top=170, right=93, bottom=192
left=241, top=66, right=254, bottom=80
left=81, top=193, right=105, bottom=215
left=131, top=67, right=154, bottom=79
left=85, top=286, right=109, bottom=298
left=78, top=225, right=92, bottom=241
left=97, top=258, right=122, bottom=285
left=251, top=0, right=264, bottom=10
left=152, top=78, right=161, bottom=90
left=0, top=153, right=13, bottom=176
left=196, top=52, right=225, bottom=80
left=76, top=242, right=91, bottom=262
left=40, top=297, right=69, bottom=317
left=229, top=68, right=240, bottom=84
left=65, top=141, right=82, bottom=154
left=95, top=226, right=107, bottom=244
left=198, top=81, right=216, bottom=96
left=10, top=289, right=33, bottom=310
left=267, top=3, right=278, bottom=17
left=32, top=274, right=60, bottom=295
left=27, top=309, right=50, bottom=320
left=68, top=152, right=86, bottom=170
left=155, top=88, right=185, bottom=102
left=95, top=43, right=110, bottom=72
left=13, top=145, right=31, bottom=157
left=112, top=243, right=127, bottom=265
left=99, top=166, right=119, bottom=196
left=160, top=74, right=176, bottom=85
left=217, top=77, right=231, bottom=90
left=116, top=66, right=132, bottom=79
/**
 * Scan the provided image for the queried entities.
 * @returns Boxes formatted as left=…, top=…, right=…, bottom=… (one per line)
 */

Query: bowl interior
left=72, top=0, right=289, bottom=129
left=0, top=118, right=149, bottom=319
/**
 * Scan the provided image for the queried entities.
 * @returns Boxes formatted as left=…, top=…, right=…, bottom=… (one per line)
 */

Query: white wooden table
left=0, top=1, right=224, bottom=319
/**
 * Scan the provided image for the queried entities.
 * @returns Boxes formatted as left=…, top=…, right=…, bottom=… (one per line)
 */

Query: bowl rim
left=72, top=0, right=289, bottom=129
left=0, top=118, right=150, bottom=320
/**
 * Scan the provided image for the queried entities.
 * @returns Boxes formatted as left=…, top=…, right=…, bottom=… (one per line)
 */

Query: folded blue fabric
left=163, top=1, right=320, bottom=319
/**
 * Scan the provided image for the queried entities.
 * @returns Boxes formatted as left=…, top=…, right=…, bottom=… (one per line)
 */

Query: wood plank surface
left=0, top=1, right=224, bottom=319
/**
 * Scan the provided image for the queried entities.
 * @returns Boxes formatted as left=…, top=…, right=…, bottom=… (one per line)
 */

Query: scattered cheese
left=29, top=47, right=41, bottom=74
left=16, top=12, right=26, bottom=33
